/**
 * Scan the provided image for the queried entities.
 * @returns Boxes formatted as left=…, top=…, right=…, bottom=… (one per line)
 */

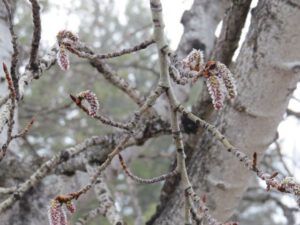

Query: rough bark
left=170, top=0, right=231, bottom=105
left=0, top=0, right=13, bottom=144
left=211, top=0, right=252, bottom=65
left=1, top=0, right=300, bottom=224
left=147, top=0, right=231, bottom=223
left=0, top=2, right=51, bottom=225
left=177, top=0, right=230, bottom=58
left=148, top=0, right=300, bottom=224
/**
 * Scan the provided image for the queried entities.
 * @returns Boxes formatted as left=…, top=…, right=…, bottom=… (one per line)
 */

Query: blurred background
left=10, top=0, right=300, bottom=224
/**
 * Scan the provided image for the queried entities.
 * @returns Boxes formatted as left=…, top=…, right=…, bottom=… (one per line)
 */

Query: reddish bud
left=65, top=201, right=76, bottom=214
left=57, top=30, right=79, bottom=44
left=2, top=62, right=16, bottom=99
left=57, top=45, right=70, bottom=71
left=77, top=90, right=100, bottom=117
left=182, top=49, right=204, bottom=72
left=203, top=61, right=237, bottom=110
left=206, top=75, right=226, bottom=110
left=48, top=200, right=67, bottom=225
left=216, top=62, right=237, bottom=99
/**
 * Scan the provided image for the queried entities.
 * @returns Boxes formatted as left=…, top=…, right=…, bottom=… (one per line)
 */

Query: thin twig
left=0, top=47, right=58, bottom=137
left=53, top=135, right=131, bottom=204
left=2, top=0, right=19, bottom=99
left=70, top=94, right=130, bottom=131
left=0, top=186, right=17, bottom=195
left=0, top=63, right=16, bottom=161
left=68, top=39, right=155, bottom=60
left=149, top=1, right=222, bottom=223
left=90, top=60, right=145, bottom=106
left=177, top=105, right=300, bottom=199
left=53, top=83, right=165, bottom=204
left=11, top=117, right=35, bottom=139
left=0, top=136, right=108, bottom=213
left=118, top=153, right=178, bottom=184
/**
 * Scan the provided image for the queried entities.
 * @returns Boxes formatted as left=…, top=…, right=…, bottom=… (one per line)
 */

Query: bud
left=77, top=90, right=100, bottom=117
left=48, top=200, right=67, bottom=225
left=203, top=61, right=237, bottom=110
left=56, top=30, right=79, bottom=46
left=182, top=49, right=204, bottom=73
left=206, top=75, right=226, bottom=110
left=65, top=201, right=76, bottom=214
left=215, top=62, right=237, bottom=99
left=170, top=49, right=204, bottom=84
left=57, top=45, right=70, bottom=71
left=56, top=30, right=79, bottom=71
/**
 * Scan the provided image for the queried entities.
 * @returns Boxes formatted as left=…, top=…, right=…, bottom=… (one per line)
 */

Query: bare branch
left=70, top=93, right=130, bottom=131
left=11, top=117, right=35, bottom=139
left=0, top=47, right=57, bottom=137
left=82, top=39, right=154, bottom=60
left=0, top=186, right=16, bottom=195
left=86, top=164, right=124, bottom=225
left=28, top=0, right=41, bottom=72
left=287, top=108, right=300, bottom=118
left=178, top=105, right=300, bottom=202
left=0, top=135, right=107, bottom=213
left=211, top=0, right=251, bottom=65
left=118, top=153, right=179, bottom=184
left=0, top=63, right=16, bottom=161
left=90, top=60, right=145, bottom=106
left=2, top=0, right=19, bottom=98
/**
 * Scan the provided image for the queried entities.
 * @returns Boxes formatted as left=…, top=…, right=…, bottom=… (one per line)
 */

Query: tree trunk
left=178, top=0, right=230, bottom=58
left=0, top=2, right=51, bottom=225
left=0, top=0, right=13, bottom=142
left=170, top=0, right=231, bottom=113
left=148, top=0, right=300, bottom=224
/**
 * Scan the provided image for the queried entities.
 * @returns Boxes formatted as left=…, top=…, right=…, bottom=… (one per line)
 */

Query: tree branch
left=211, top=0, right=251, bottom=65
left=2, top=0, right=19, bottom=98
left=28, top=0, right=41, bottom=73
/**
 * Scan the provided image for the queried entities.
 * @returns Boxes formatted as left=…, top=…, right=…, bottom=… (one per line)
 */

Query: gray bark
left=170, top=0, right=231, bottom=111
left=177, top=0, right=230, bottom=58
left=0, top=0, right=13, bottom=144
left=1, top=0, right=300, bottom=224
left=0, top=2, right=51, bottom=225
left=148, top=0, right=300, bottom=224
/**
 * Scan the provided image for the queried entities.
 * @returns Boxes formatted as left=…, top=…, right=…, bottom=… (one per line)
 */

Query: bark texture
left=0, top=2, right=51, bottom=225
left=148, top=0, right=300, bottom=224
left=178, top=0, right=230, bottom=58
left=211, top=0, right=252, bottom=64
left=1, top=0, right=300, bottom=224
left=0, top=0, right=13, bottom=143
left=171, top=0, right=231, bottom=109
